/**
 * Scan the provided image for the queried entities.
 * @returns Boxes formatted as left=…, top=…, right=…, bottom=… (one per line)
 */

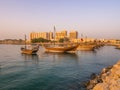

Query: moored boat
left=115, top=45, right=120, bottom=49
left=21, top=35, right=39, bottom=54
left=21, top=45, right=39, bottom=54
left=43, top=43, right=79, bottom=53
left=77, top=44, right=95, bottom=51
left=42, top=26, right=79, bottom=53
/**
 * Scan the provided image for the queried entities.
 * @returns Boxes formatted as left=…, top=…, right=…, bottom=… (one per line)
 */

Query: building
left=55, top=30, right=67, bottom=40
left=30, top=30, right=79, bottom=42
left=69, top=31, right=78, bottom=40
left=48, top=31, right=53, bottom=40
left=30, top=32, right=50, bottom=40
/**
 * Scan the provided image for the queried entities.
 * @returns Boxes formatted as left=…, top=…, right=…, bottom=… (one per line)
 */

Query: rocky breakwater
left=85, top=60, right=120, bottom=90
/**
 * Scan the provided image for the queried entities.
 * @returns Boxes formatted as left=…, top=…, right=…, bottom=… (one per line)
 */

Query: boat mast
left=54, top=26, right=56, bottom=45
left=25, top=34, right=27, bottom=49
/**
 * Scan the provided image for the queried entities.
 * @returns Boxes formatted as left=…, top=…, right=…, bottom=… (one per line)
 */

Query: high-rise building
left=30, top=30, right=78, bottom=42
left=69, top=31, right=78, bottom=40
left=30, top=32, right=50, bottom=41
left=55, top=30, right=67, bottom=40
left=48, top=31, right=53, bottom=40
left=30, top=32, right=37, bottom=40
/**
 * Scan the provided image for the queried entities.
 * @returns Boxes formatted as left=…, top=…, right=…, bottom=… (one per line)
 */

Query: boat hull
left=21, top=45, right=39, bottom=55
left=21, top=49, right=38, bottom=54
left=77, top=45, right=95, bottom=51
left=44, top=44, right=79, bottom=53
left=115, top=45, right=120, bottom=49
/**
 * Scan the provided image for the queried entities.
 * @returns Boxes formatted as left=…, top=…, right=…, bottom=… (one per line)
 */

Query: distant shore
left=0, top=39, right=25, bottom=45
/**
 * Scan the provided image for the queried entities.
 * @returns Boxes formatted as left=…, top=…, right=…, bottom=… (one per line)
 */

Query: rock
left=97, top=77, right=103, bottom=83
left=90, top=73, right=97, bottom=79
left=87, top=84, right=94, bottom=90
left=100, top=66, right=112, bottom=75
left=100, top=68, right=106, bottom=74
left=80, top=81, right=89, bottom=88
left=85, top=60, right=120, bottom=90
left=93, top=83, right=109, bottom=90
left=109, top=84, right=120, bottom=90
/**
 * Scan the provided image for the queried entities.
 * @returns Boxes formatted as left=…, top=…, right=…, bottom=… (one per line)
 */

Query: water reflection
left=21, top=54, right=39, bottom=65
left=43, top=52, right=79, bottom=62
left=21, top=54, right=39, bottom=60
left=80, top=50, right=97, bottom=55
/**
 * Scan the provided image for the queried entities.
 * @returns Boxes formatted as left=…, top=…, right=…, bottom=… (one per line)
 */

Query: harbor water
left=0, top=45, right=120, bottom=90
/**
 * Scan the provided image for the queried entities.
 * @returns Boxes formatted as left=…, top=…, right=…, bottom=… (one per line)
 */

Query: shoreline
left=83, top=60, right=120, bottom=90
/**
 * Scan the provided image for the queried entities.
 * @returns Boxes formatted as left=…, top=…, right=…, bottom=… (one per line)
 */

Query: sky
left=0, top=0, right=120, bottom=40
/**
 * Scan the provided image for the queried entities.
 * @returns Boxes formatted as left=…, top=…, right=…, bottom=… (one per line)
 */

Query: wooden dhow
left=43, top=43, right=79, bottom=53
left=21, top=35, right=39, bottom=54
left=21, top=45, right=39, bottom=54
left=115, top=45, right=120, bottom=49
left=42, top=26, right=79, bottom=53
left=77, top=44, right=96, bottom=51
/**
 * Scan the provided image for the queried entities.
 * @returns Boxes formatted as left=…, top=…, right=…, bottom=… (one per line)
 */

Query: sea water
left=0, top=45, right=120, bottom=90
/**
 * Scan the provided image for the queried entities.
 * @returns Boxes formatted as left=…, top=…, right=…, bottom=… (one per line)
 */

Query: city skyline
left=30, top=30, right=78, bottom=41
left=0, top=0, right=120, bottom=40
